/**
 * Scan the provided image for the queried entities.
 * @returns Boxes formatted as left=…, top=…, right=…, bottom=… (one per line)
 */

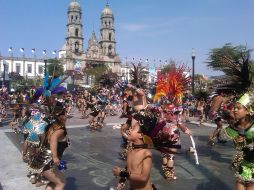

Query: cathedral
left=59, top=0, right=121, bottom=85
left=0, top=0, right=122, bottom=89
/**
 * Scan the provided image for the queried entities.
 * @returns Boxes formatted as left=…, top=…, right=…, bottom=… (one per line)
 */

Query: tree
left=9, top=72, right=24, bottom=81
left=99, top=71, right=119, bottom=88
left=47, top=59, right=64, bottom=77
left=129, top=63, right=148, bottom=88
left=82, top=63, right=108, bottom=87
left=64, top=70, right=84, bottom=85
left=206, top=44, right=254, bottom=93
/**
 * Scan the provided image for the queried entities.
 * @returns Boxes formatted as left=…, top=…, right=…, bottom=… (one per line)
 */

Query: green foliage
left=99, top=71, right=119, bottom=88
left=47, top=59, right=64, bottom=77
left=85, top=63, right=108, bottom=86
left=9, top=72, right=24, bottom=81
left=194, top=90, right=209, bottom=101
left=206, top=43, right=253, bottom=93
left=130, top=63, right=148, bottom=88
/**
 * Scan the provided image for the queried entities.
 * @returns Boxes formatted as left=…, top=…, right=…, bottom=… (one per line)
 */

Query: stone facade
left=60, top=0, right=121, bottom=81
left=0, top=0, right=121, bottom=87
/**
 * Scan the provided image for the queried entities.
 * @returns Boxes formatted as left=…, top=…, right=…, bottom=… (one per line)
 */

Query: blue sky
left=0, top=0, right=254, bottom=76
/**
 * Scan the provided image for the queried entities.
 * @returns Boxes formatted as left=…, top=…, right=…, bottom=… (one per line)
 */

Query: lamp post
left=191, top=48, right=195, bottom=94
left=44, top=59, right=47, bottom=75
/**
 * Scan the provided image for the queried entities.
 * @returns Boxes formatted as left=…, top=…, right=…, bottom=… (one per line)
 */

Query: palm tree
left=206, top=44, right=254, bottom=93
left=129, top=63, right=148, bottom=88
left=47, top=59, right=64, bottom=77
left=99, top=71, right=119, bottom=88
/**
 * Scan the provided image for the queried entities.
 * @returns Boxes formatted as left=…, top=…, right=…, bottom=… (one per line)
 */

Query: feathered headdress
left=237, top=90, right=254, bottom=115
left=154, top=64, right=191, bottom=105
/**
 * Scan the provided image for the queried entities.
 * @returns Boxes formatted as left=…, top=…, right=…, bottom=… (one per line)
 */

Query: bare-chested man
left=113, top=119, right=155, bottom=190
left=208, top=90, right=228, bottom=144
left=120, top=84, right=147, bottom=134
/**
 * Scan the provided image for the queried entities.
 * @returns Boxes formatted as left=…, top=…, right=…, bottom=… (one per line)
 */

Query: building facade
left=60, top=0, right=121, bottom=86
left=1, top=0, right=121, bottom=87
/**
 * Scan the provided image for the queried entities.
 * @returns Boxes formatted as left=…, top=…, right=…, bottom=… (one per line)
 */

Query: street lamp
left=191, top=48, right=196, bottom=94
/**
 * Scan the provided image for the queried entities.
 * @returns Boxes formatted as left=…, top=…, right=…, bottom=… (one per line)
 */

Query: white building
left=1, top=0, right=122, bottom=87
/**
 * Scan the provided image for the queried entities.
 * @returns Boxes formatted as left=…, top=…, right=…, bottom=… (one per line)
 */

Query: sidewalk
left=0, top=128, right=43, bottom=190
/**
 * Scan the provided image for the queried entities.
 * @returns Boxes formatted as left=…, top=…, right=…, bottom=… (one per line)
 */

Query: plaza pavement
left=0, top=110, right=234, bottom=190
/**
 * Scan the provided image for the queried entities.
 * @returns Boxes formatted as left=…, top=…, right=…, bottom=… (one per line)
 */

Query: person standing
left=224, top=91, right=254, bottom=190
left=29, top=102, right=69, bottom=190
left=112, top=115, right=156, bottom=190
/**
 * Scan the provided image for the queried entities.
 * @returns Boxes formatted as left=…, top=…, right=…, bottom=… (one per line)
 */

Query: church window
left=75, top=42, right=79, bottom=52
left=108, top=45, right=112, bottom=55
left=109, top=33, right=112, bottom=41
left=75, top=29, right=79, bottom=37
left=109, top=21, right=111, bottom=26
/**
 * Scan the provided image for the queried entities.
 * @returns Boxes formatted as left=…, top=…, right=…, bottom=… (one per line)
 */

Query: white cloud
left=120, top=23, right=149, bottom=32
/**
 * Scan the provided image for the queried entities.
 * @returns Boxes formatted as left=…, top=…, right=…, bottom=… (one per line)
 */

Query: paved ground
left=0, top=109, right=236, bottom=190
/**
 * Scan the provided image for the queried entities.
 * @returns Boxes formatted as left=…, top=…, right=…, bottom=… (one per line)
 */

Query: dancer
left=112, top=106, right=157, bottom=190
left=87, top=95, right=100, bottom=131
left=208, top=90, right=228, bottom=142
left=29, top=101, right=69, bottom=190
left=153, top=64, right=192, bottom=180
left=224, top=91, right=254, bottom=190
left=119, top=89, right=134, bottom=160
left=95, top=88, right=108, bottom=129
left=158, top=101, right=191, bottom=180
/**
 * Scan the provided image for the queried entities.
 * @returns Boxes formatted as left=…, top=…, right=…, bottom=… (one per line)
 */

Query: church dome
left=68, top=1, right=81, bottom=10
left=101, top=5, right=113, bottom=16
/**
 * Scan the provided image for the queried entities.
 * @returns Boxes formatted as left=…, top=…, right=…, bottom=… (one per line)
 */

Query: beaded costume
left=29, top=122, right=69, bottom=174
left=225, top=123, right=254, bottom=184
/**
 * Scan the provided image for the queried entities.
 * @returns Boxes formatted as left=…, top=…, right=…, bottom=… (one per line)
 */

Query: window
left=75, top=42, right=79, bottom=52
left=27, top=64, right=32, bottom=73
left=109, top=33, right=112, bottom=41
left=75, top=29, right=79, bottom=37
left=16, top=63, right=21, bottom=73
left=38, top=65, right=43, bottom=74
left=108, top=45, right=112, bottom=55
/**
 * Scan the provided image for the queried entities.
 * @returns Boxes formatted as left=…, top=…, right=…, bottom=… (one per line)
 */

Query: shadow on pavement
left=65, top=177, right=78, bottom=190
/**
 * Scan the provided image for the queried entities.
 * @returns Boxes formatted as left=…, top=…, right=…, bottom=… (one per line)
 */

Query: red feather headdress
left=154, top=64, right=191, bottom=105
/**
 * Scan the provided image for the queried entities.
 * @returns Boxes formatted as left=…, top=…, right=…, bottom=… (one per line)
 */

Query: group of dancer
left=75, top=88, right=121, bottom=131
left=111, top=64, right=254, bottom=190
left=2, top=62, right=254, bottom=190
left=2, top=70, right=72, bottom=189
left=111, top=66, right=194, bottom=190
